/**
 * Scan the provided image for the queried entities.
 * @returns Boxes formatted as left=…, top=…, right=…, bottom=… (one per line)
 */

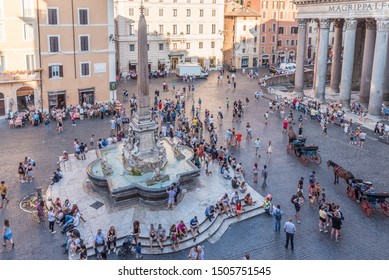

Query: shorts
left=76, top=151, right=81, bottom=155
left=1, top=194, right=6, bottom=200
left=332, top=225, right=341, bottom=230
left=320, top=217, right=326, bottom=223
left=360, top=139, right=365, bottom=142
left=3, top=233, right=13, bottom=240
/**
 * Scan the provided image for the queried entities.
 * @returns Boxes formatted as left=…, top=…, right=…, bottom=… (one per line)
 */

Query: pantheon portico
left=293, top=0, right=389, bottom=116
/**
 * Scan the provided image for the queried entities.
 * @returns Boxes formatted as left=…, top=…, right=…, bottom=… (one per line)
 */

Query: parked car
left=269, top=66, right=282, bottom=74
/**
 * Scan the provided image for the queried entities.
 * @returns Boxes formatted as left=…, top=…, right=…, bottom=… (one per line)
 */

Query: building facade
left=38, top=0, right=116, bottom=110
left=0, top=0, right=41, bottom=118
left=224, top=1, right=261, bottom=68
left=114, top=0, right=224, bottom=74
left=0, top=0, right=115, bottom=118
left=293, top=0, right=389, bottom=116
left=244, top=0, right=299, bottom=65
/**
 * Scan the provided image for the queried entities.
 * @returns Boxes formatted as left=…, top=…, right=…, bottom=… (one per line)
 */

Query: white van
left=279, top=63, right=296, bottom=73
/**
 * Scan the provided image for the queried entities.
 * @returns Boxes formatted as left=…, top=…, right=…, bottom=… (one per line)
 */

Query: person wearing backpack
left=272, top=204, right=284, bottom=232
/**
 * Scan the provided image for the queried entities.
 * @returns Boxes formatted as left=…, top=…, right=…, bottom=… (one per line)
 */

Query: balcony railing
left=0, top=71, right=41, bottom=83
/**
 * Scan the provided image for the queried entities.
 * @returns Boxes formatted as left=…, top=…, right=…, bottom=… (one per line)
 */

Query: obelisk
left=125, top=1, right=167, bottom=173
left=135, top=2, right=151, bottom=122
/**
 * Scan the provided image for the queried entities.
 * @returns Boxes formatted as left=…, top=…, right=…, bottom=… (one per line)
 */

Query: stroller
left=117, top=235, right=134, bottom=260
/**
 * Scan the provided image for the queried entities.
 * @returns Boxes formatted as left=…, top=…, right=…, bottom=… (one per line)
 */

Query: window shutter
left=59, top=65, right=63, bottom=77
left=49, top=66, right=52, bottom=78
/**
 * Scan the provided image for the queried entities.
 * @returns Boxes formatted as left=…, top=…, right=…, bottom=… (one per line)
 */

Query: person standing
left=48, top=206, right=56, bottom=234
left=272, top=204, right=284, bottom=232
left=267, top=141, right=273, bottom=158
left=261, top=165, right=268, bottom=188
left=284, top=217, right=296, bottom=250
left=0, top=181, right=10, bottom=209
left=253, top=163, right=259, bottom=183
left=298, top=121, right=303, bottom=137
left=254, top=138, right=261, bottom=157
left=2, top=219, right=14, bottom=248
left=90, top=135, right=95, bottom=149
left=45, top=116, right=51, bottom=132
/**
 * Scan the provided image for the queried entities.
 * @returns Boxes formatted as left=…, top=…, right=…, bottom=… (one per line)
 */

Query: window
left=199, top=24, right=203, bottom=34
left=212, top=0, right=216, bottom=3
left=158, top=25, right=164, bottom=35
left=26, top=55, right=34, bottom=71
left=261, top=36, right=265, bottom=43
left=49, top=36, right=60, bottom=52
left=200, top=0, right=204, bottom=3
left=280, top=12, right=283, bottom=20
left=187, top=9, right=191, bottom=17
left=277, top=40, right=282, bottom=47
left=173, top=9, right=177, bottom=17
left=212, top=24, right=216, bottom=34
left=0, top=55, right=5, bottom=71
left=80, top=35, right=89, bottom=51
left=242, top=48, right=246, bottom=54
left=129, top=8, right=134, bottom=16
left=173, top=25, right=177, bottom=35
left=332, top=37, right=335, bottom=45
left=262, top=11, right=266, bottom=18
left=309, top=26, right=312, bottom=33
left=159, top=43, right=163, bottom=51
left=186, top=43, right=190, bottom=49
left=80, top=62, right=90, bottom=77
left=273, top=1, right=278, bottom=9
left=273, top=12, right=277, bottom=19
left=286, top=40, right=289, bottom=46
left=254, top=36, right=257, bottom=43
left=254, top=47, right=257, bottom=53
left=242, top=37, right=246, bottom=43
left=200, top=9, right=204, bottom=17
left=159, top=9, right=163, bottom=16
left=211, top=42, right=215, bottom=48
left=22, top=0, right=33, bottom=17
left=79, top=9, right=88, bottom=25
left=212, top=10, right=216, bottom=17
left=199, top=42, right=203, bottom=49
left=48, top=65, right=63, bottom=78
left=129, top=25, right=134, bottom=35
left=243, top=25, right=246, bottom=31
left=279, top=27, right=284, bottom=34
left=0, top=23, right=4, bottom=41
left=173, top=43, right=177, bottom=50
left=47, top=8, right=58, bottom=25
left=24, top=23, right=33, bottom=41
left=261, top=47, right=265, bottom=54
left=272, top=35, right=275, bottom=43
left=144, top=9, right=149, bottom=16
left=147, top=44, right=149, bottom=51
left=291, top=40, right=295, bottom=46
left=272, top=24, right=276, bottom=32
left=262, top=1, right=268, bottom=9
left=129, top=44, right=135, bottom=51
left=186, top=25, right=190, bottom=34
left=308, top=37, right=312, bottom=45
left=291, top=27, right=298, bottom=34
left=262, top=24, right=266, bottom=33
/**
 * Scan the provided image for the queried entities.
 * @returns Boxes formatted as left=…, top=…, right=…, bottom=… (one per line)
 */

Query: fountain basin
left=86, top=139, right=200, bottom=205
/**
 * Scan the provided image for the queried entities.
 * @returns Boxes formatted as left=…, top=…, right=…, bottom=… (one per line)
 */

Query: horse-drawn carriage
left=287, top=136, right=321, bottom=165
left=327, top=161, right=389, bottom=217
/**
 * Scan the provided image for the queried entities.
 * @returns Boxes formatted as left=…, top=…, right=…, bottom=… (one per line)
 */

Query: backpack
left=291, top=194, right=298, bottom=204
left=275, top=210, right=281, bottom=221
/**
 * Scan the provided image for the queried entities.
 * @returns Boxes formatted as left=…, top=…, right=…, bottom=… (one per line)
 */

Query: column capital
left=318, top=19, right=331, bottom=29
left=345, top=18, right=358, bottom=30
left=365, top=19, right=376, bottom=30
left=376, top=18, right=389, bottom=32
left=334, top=19, right=344, bottom=28
left=297, top=18, right=308, bottom=28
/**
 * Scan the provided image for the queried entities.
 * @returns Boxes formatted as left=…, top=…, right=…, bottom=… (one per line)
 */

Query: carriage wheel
left=361, top=200, right=374, bottom=217
left=313, top=153, right=322, bottom=165
left=347, top=187, right=356, bottom=201
left=381, top=201, right=389, bottom=217
left=295, top=149, right=302, bottom=157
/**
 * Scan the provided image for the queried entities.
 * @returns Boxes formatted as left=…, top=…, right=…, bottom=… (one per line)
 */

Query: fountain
left=87, top=6, right=199, bottom=205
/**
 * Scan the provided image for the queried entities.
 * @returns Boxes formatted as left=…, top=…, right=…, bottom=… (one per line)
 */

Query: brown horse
left=327, top=160, right=355, bottom=184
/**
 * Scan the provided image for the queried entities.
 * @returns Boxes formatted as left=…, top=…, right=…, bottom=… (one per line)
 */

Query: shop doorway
left=0, top=93, right=5, bottom=117
left=171, top=58, right=179, bottom=70
left=79, top=88, right=95, bottom=105
left=16, top=86, right=35, bottom=111
left=48, top=91, right=66, bottom=109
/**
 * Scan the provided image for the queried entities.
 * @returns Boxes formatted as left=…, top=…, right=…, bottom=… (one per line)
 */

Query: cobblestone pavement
left=1, top=68, right=388, bottom=260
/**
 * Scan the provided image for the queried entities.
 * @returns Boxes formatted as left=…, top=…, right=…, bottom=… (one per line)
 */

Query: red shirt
left=283, top=120, right=288, bottom=129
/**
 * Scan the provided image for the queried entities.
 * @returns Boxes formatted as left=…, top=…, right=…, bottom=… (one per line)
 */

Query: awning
left=78, top=87, right=95, bottom=93
left=262, top=54, right=270, bottom=59
left=48, top=90, right=66, bottom=96
left=168, top=51, right=185, bottom=57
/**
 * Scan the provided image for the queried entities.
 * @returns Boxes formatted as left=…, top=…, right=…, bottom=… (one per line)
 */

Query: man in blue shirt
left=93, top=228, right=106, bottom=256
left=284, top=217, right=296, bottom=250
left=190, top=216, right=200, bottom=242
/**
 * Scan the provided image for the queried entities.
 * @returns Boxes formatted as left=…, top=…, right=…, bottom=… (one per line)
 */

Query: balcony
left=0, top=71, right=41, bottom=84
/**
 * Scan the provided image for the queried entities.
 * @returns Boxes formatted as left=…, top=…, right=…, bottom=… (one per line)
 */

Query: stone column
left=340, top=18, right=358, bottom=109
left=368, top=19, right=389, bottom=116
left=313, top=23, right=320, bottom=91
left=315, top=19, right=331, bottom=102
left=351, top=21, right=365, bottom=91
left=294, top=19, right=308, bottom=96
left=382, top=47, right=389, bottom=105
left=329, top=19, right=344, bottom=94
left=359, top=19, right=376, bottom=106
